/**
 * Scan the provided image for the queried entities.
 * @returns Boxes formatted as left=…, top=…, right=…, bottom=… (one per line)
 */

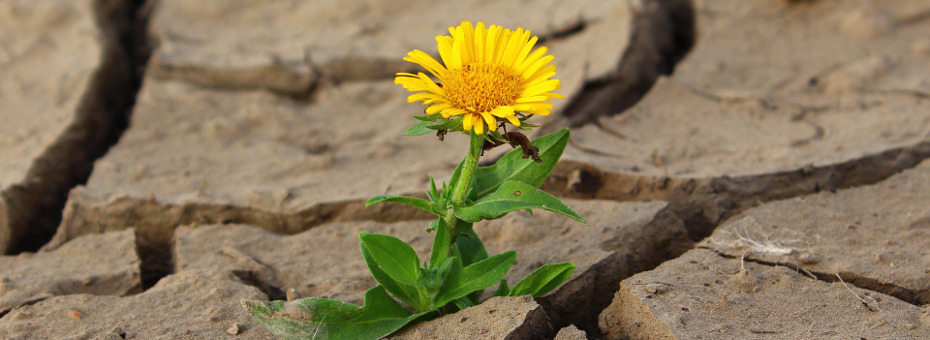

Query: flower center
left=444, top=63, right=522, bottom=114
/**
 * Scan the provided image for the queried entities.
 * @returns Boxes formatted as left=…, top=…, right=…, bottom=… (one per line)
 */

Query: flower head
left=396, top=21, right=564, bottom=135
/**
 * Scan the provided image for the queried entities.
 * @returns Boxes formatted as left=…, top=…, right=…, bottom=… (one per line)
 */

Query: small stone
left=68, top=310, right=83, bottom=319
left=554, top=324, right=588, bottom=340
left=566, top=169, right=584, bottom=190
left=226, top=323, right=241, bottom=335
left=798, top=252, right=821, bottom=265
left=645, top=283, right=668, bottom=295
left=286, top=288, right=299, bottom=302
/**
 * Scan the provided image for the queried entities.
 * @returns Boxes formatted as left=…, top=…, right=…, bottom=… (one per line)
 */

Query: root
left=707, top=216, right=814, bottom=256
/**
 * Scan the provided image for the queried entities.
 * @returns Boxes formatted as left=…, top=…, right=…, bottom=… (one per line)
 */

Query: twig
left=835, top=274, right=874, bottom=312
left=797, top=267, right=818, bottom=280
left=311, top=314, right=326, bottom=339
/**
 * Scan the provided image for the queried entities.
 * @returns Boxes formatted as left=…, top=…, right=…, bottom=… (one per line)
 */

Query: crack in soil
left=231, top=270, right=287, bottom=301
left=553, top=0, right=696, bottom=130
left=0, top=297, right=47, bottom=320
left=151, top=4, right=596, bottom=101
left=701, top=247, right=928, bottom=307
left=538, top=204, right=690, bottom=338
left=2, top=0, right=152, bottom=255
left=863, top=88, right=930, bottom=99
left=543, top=139, right=930, bottom=241
left=53, top=196, right=431, bottom=289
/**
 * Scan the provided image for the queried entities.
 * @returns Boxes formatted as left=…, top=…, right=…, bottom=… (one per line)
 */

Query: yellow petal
left=474, top=22, right=487, bottom=63
left=494, top=29, right=511, bottom=63
left=513, top=35, right=538, bottom=68
left=544, top=92, right=566, bottom=99
left=514, top=102, right=554, bottom=111
left=516, top=46, right=548, bottom=74
left=463, top=113, right=476, bottom=131
left=489, top=105, right=515, bottom=118
left=513, top=102, right=553, bottom=116
left=461, top=21, right=476, bottom=64
left=405, top=50, right=447, bottom=79
left=524, top=66, right=557, bottom=85
left=474, top=116, right=485, bottom=134
left=521, top=55, right=555, bottom=81
left=426, top=103, right=453, bottom=114
left=442, top=108, right=468, bottom=118
left=480, top=111, right=497, bottom=130
left=484, top=25, right=502, bottom=63
left=394, top=76, right=431, bottom=92
left=407, top=93, right=438, bottom=103
left=500, top=28, right=524, bottom=67
left=417, top=72, right=445, bottom=95
left=522, top=79, right=560, bottom=98
left=490, top=106, right=520, bottom=126
left=450, top=33, right=463, bottom=70
left=514, top=95, right=549, bottom=103
left=437, top=35, right=455, bottom=68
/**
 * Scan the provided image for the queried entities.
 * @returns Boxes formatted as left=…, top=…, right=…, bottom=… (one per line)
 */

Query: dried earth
left=1, top=0, right=929, bottom=339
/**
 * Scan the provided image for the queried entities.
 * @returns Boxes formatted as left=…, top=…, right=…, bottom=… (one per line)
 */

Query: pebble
left=226, top=323, right=241, bottom=335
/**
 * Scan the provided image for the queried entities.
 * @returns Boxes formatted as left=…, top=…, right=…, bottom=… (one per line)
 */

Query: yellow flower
left=395, top=21, right=564, bottom=135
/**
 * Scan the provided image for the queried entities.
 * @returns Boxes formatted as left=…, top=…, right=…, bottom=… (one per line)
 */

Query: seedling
left=244, top=21, right=585, bottom=340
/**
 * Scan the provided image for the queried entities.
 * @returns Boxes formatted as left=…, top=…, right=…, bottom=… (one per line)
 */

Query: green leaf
left=474, top=129, right=569, bottom=198
left=468, top=130, right=484, bottom=158
left=404, top=120, right=435, bottom=136
left=447, top=158, right=464, bottom=199
left=427, top=176, right=439, bottom=202
left=452, top=221, right=487, bottom=267
left=429, top=219, right=451, bottom=267
left=509, top=263, right=575, bottom=297
left=359, top=233, right=420, bottom=285
left=453, top=296, right=474, bottom=310
left=450, top=221, right=488, bottom=307
left=244, top=285, right=431, bottom=340
left=419, top=257, right=454, bottom=299
left=359, top=235, right=421, bottom=310
left=428, top=117, right=462, bottom=131
left=494, top=279, right=510, bottom=297
left=433, top=251, right=516, bottom=308
left=404, top=117, right=462, bottom=136
left=454, top=180, right=587, bottom=224
left=414, top=113, right=443, bottom=121
left=366, top=195, right=436, bottom=215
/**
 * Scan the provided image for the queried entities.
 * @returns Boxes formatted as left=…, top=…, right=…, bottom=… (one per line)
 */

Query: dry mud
left=1, top=0, right=929, bottom=339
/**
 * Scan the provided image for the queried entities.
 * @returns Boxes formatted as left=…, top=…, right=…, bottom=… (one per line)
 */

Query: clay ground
left=1, top=0, right=929, bottom=339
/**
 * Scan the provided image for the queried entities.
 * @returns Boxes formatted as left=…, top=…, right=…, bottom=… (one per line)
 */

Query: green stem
left=443, top=132, right=484, bottom=242
left=451, top=154, right=479, bottom=207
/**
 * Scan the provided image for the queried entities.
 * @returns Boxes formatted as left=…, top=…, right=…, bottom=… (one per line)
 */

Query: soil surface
left=1, top=0, right=929, bottom=339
